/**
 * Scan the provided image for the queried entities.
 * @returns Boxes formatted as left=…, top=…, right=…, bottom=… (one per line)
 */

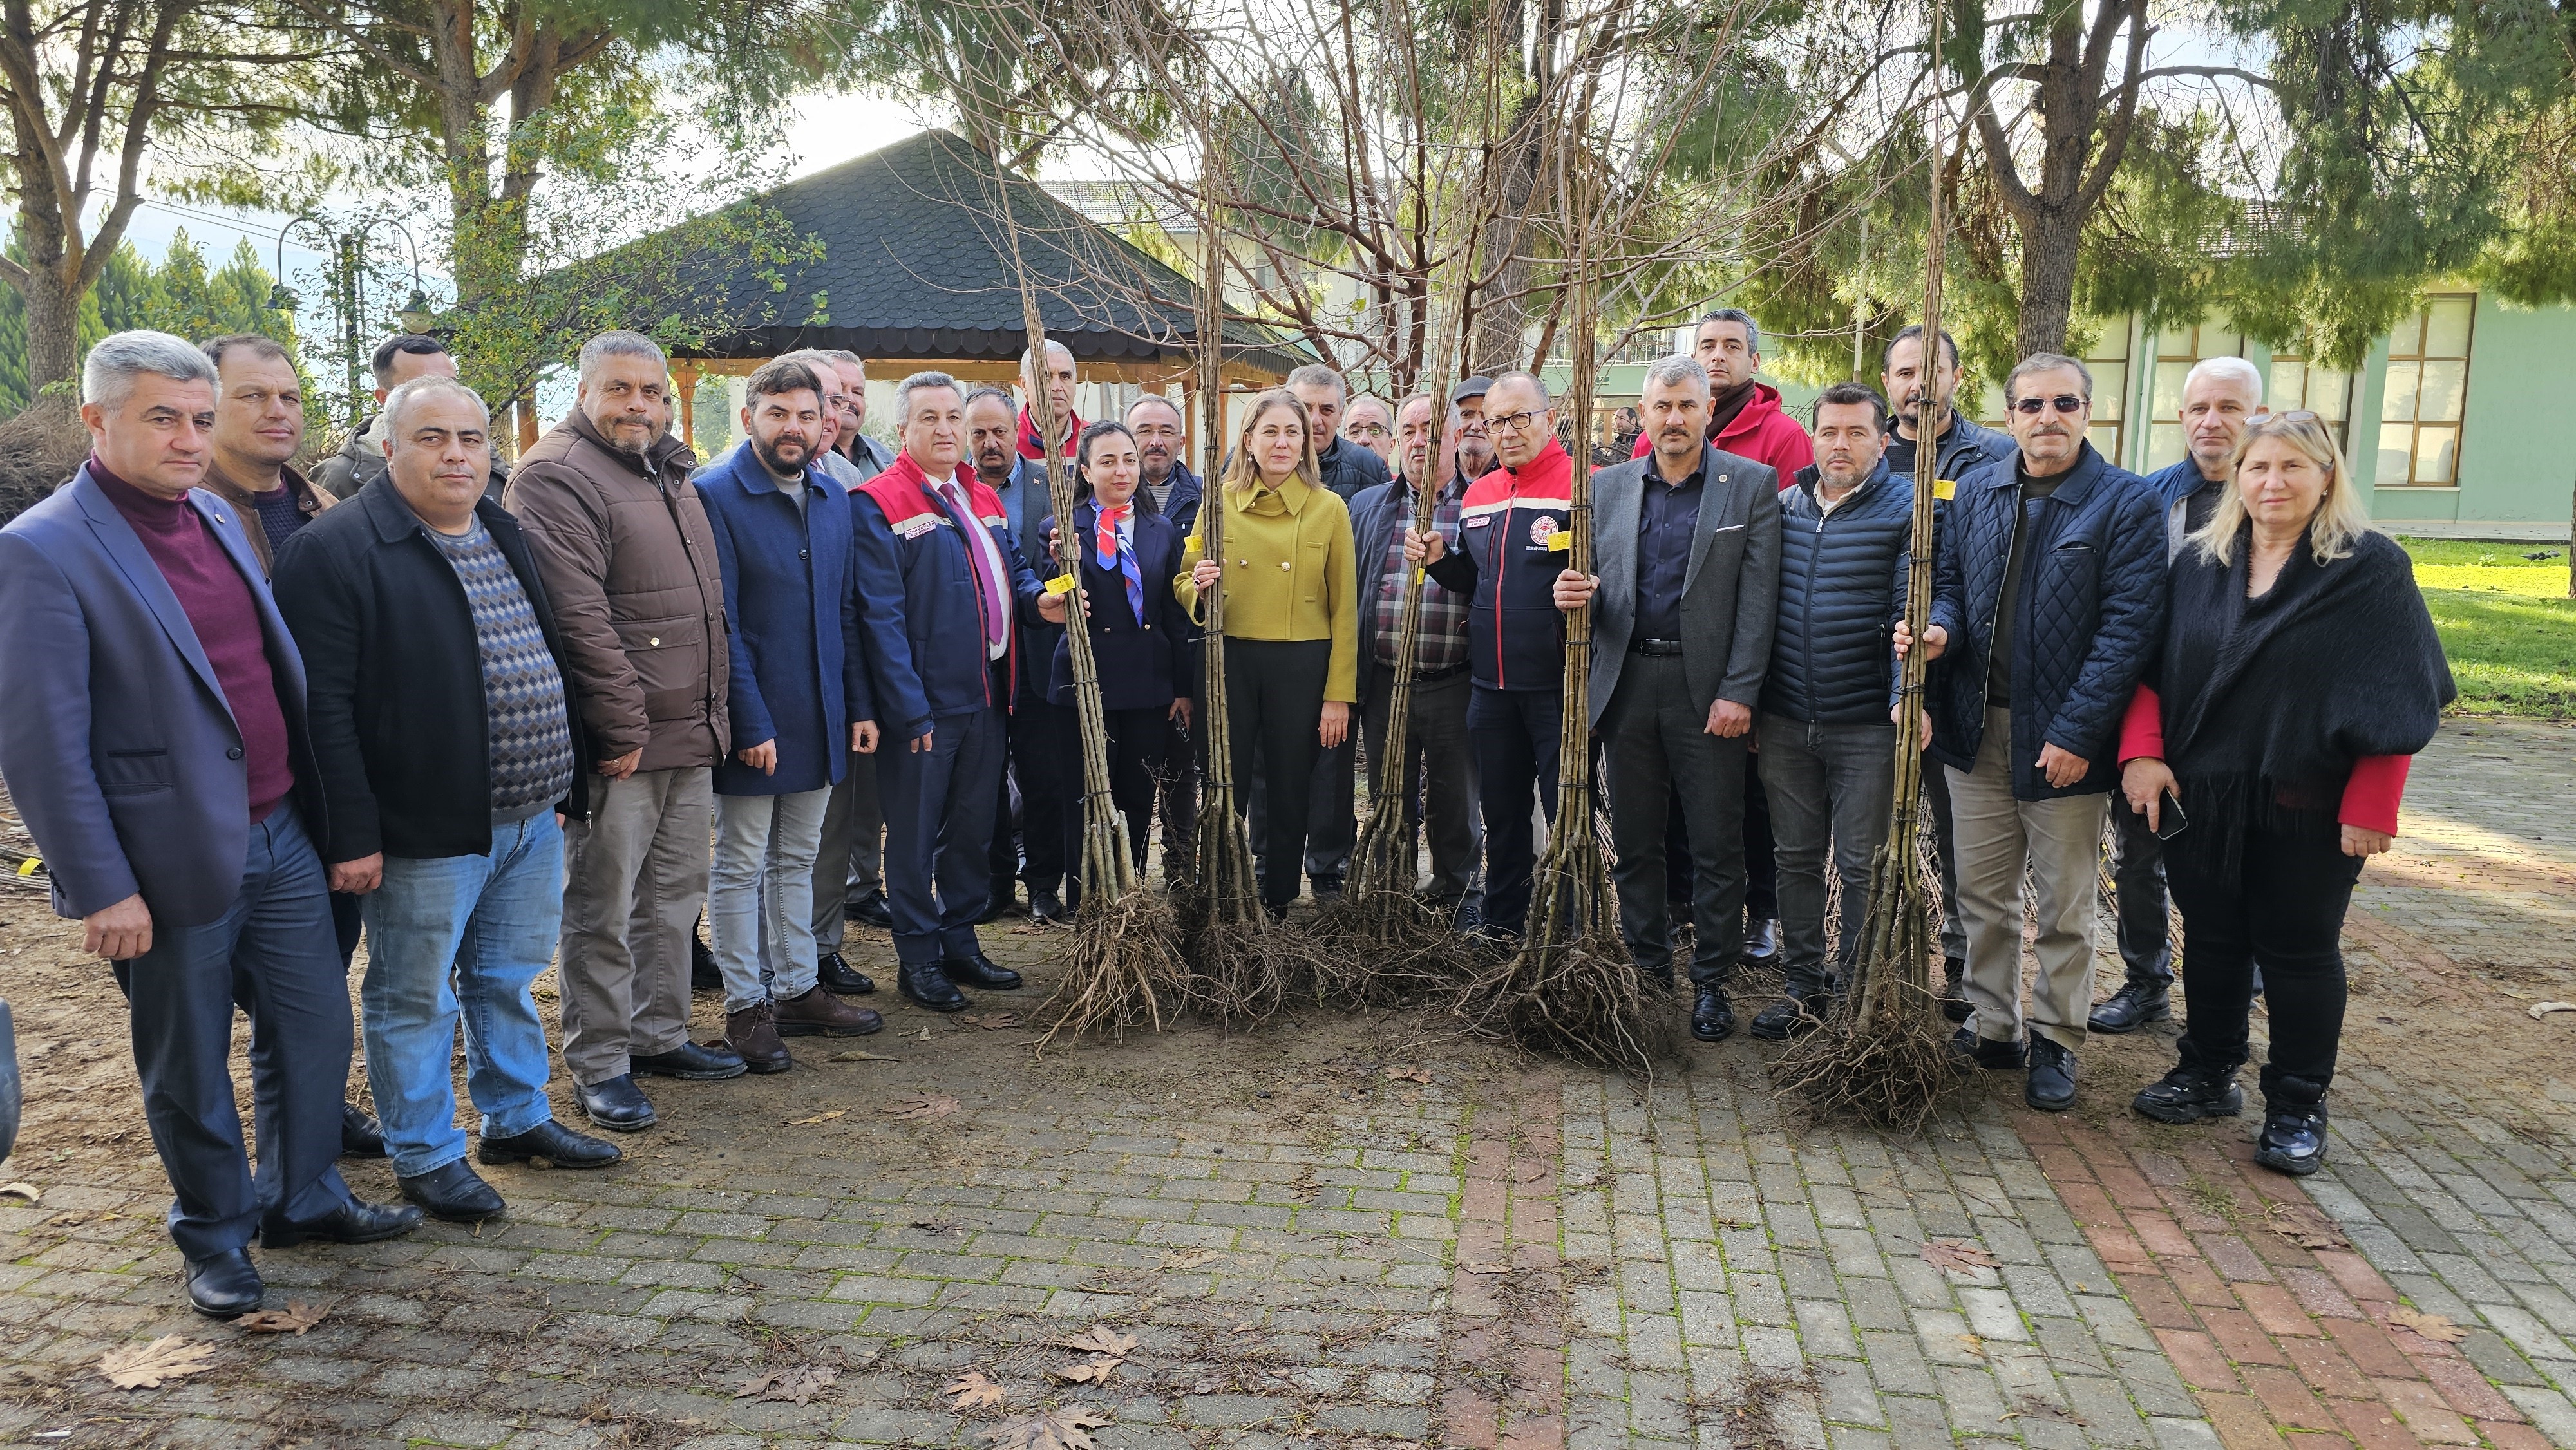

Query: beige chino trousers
left=1946, top=708, right=2108, bottom=1053
left=557, top=766, right=712, bottom=1085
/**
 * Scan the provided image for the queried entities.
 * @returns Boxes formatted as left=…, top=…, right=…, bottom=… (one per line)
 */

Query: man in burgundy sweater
left=0, top=332, right=421, bottom=1321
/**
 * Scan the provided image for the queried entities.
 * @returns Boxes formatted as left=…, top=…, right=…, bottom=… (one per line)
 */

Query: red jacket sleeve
left=2117, top=685, right=2164, bottom=763
left=2340, top=755, right=2409, bottom=836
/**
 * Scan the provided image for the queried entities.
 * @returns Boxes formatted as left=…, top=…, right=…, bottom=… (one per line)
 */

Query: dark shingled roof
left=668, top=129, right=1311, bottom=375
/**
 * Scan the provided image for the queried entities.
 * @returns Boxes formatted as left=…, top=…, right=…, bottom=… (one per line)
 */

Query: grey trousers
left=1601, top=654, right=1749, bottom=984
left=811, top=744, right=886, bottom=953
left=1756, top=713, right=1895, bottom=999
left=711, top=787, right=831, bottom=1015
left=558, top=766, right=710, bottom=1086
left=1921, top=758, right=1968, bottom=968
left=1359, top=668, right=1482, bottom=902
left=1947, top=708, right=2109, bottom=1053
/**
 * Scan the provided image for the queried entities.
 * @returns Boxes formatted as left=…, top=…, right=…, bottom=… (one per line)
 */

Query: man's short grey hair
left=1487, top=370, right=1551, bottom=406
left=2183, top=355, right=2264, bottom=406
left=1126, top=393, right=1184, bottom=427
left=961, top=384, right=1016, bottom=416
left=892, top=370, right=963, bottom=424
left=382, top=375, right=491, bottom=439
left=2005, top=352, right=2094, bottom=403
left=84, top=330, right=218, bottom=410
left=1642, top=353, right=1710, bottom=395
left=1697, top=308, right=1761, bottom=357
left=577, top=330, right=667, bottom=386
left=1284, top=363, right=1347, bottom=400
left=1018, top=339, right=1074, bottom=377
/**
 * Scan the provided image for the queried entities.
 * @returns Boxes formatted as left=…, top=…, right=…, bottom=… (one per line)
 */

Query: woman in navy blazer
left=1031, top=421, right=1196, bottom=898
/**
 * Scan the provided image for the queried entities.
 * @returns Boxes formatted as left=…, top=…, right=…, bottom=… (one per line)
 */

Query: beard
left=752, top=431, right=812, bottom=476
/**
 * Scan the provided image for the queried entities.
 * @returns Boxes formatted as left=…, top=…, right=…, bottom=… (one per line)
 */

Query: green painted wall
left=2376, top=295, right=2576, bottom=527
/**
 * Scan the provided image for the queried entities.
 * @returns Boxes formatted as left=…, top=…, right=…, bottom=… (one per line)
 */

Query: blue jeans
left=359, top=813, right=564, bottom=1176
left=113, top=804, right=355, bottom=1258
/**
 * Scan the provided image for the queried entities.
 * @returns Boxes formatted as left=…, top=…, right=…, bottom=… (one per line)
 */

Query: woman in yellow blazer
left=1180, top=389, right=1358, bottom=917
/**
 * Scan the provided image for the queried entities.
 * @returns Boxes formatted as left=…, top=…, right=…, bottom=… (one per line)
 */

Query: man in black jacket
left=274, top=376, right=621, bottom=1227
left=1879, top=324, right=2012, bottom=1017
left=1750, top=384, right=1913, bottom=1040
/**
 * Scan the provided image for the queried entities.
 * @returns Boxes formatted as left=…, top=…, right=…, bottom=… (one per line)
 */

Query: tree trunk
left=2016, top=205, right=2081, bottom=358
left=12, top=258, right=79, bottom=400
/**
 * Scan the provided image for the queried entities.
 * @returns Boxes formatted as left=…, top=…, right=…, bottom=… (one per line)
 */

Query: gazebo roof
left=670, top=129, right=1312, bottom=377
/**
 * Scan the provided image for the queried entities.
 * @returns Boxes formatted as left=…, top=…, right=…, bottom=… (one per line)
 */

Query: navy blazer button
left=227, top=746, right=244, bottom=760
left=799, top=549, right=810, bottom=560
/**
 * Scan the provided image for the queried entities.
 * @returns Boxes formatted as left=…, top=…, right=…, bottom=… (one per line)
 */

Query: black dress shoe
left=898, top=959, right=972, bottom=1012
left=980, top=880, right=1019, bottom=923
left=480, top=1118, right=622, bottom=1170
left=817, top=951, right=876, bottom=995
left=846, top=891, right=895, bottom=928
left=185, top=1248, right=264, bottom=1318
left=1690, top=986, right=1736, bottom=1042
left=1938, top=957, right=1971, bottom=1022
left=2025, top=1037, right=2078, bottom=1112
left=2255, top=1095, right=2328, bottom=1176
left=264, top=1198, right=423, bottom=1248
left=690, top=931, right=721, bottom=992
left=574, top=1074, right=658, bottom=1132
left=1947, top=1025, right=2027, bottom=1070
left=1309, top=874, right=1345, bottom=903
left=1027, top=885, right=1066, bottom=925
left=2132, top=1062, right=2244, bottom=1124
left=340, top=1102, right=386, bottom=1158
left=2088, top=981, right=2172, bottom=1035
left=1741, top=919, right=1780, bottom=966
left=398, top=1160, right=507, bottom=1222
left=943, top=950, right=1023, bottom=990
left=632, top=1040, right=748, bottom=1080
left=1748, top=994, right=1829, bottom=1042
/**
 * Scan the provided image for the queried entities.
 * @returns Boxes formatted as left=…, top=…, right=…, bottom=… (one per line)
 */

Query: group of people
left=0, top=302, right=2450, bottom=1321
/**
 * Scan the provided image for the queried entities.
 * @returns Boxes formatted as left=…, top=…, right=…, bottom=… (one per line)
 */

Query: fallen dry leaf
left=1050, top=1357, right=1120, bottom=1384
left=1458, top=1259, right=1511, bottom=1275
left=2265, top=1203, right=2351, bottom=1251
left=1158, top=1248, right=1218, bottom=1269
left=99, top=1336, right=217, bottom=1389
left=2387, top=1306, right=2468, bottom=1343
left=912, top=1219, right=962, bottom=1234
left=1229, top=1322, right=1257, bottom=1334
left=829, top=1050, right=902, bottom=1062
left=977, top=1012, right=1023, bottom=1031
left=1382, top=1066, right=1432, bottom=1084
left=884, top=1093, right=961, bottom=1120
left=1054, top=1325, right=1139, bottom=1359
left=1921, top=1239, right=2000, bottom=1272
left=981, top=1406, right=1110, bottom=1450
left=1956, top=1333, right=1985, bottom=1359
left=236, top=1302, right=328, bottom=1335
left=784, top=1109, right=848, bottom=1125
left=0, top=1182, right=40, bottom=1203
left=943, top=1370, right=1006, bottom=1411
left=2529, top=1001, right=2576, bottom=1021
left=734, top=1364, right=837, bottom=1404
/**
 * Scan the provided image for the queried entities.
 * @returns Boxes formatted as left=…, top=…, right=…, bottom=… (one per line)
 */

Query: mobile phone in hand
left=2152, top=791, right=2188, bottom=840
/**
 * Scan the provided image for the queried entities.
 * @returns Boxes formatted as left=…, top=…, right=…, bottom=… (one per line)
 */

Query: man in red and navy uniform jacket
left=849, top=372, right=1043, bottom=1012
left=1403, top=371, right=1573, bottom=938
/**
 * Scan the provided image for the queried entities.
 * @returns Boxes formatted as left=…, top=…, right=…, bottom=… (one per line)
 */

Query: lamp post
left=268, top=213, right=434, bottom=428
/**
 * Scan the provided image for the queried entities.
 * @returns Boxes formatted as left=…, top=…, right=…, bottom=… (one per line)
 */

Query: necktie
left=1095, top=503, right=1146, bottom=624
left=938, top=480, right=1008, bottom=655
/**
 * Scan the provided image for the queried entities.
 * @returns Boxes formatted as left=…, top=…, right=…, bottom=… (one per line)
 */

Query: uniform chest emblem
left=1528, top=515, right=1560, bottom=545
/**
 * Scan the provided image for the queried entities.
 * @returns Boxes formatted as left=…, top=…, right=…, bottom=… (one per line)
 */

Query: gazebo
left=656, top=128, right=1316, bottom=444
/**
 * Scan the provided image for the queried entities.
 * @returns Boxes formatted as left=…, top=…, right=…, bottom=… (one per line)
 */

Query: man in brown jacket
left=196, top=334, right=336, bottom=575
left=507, top=330, right=743, bottom=1132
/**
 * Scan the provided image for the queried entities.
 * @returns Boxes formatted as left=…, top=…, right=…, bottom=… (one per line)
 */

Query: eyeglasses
left=2011, top=393, right=2088, bottom=415
left=1486, top=408, right=1544, bottom=434
left=1347, top=422, right=1390, bottom=439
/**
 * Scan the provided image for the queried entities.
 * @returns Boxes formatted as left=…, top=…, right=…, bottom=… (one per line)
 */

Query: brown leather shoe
left=726, top=1002, right=793, bottom=1073
left=772, top=984, right=884, bottom=1037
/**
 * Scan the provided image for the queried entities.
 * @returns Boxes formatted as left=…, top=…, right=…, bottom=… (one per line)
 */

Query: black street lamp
left=270, top=213, right=432, bottom=428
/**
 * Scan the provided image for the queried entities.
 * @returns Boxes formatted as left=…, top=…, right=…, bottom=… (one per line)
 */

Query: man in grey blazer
left=1554, top=354, right=1783, bottom=1040
left=0, top=332, right=419, bottom=1319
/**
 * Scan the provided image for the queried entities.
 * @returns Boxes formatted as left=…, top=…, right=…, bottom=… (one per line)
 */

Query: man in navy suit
left=0, top=332, right=419, bottom=1319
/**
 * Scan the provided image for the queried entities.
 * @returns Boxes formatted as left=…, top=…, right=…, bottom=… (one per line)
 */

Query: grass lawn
left=2399, top=538, right=2576, bottom=719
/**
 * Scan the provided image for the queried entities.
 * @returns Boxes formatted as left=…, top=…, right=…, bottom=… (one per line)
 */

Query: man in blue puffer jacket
left=1898, top=353, right=2166, bottom=1114
left=1749, top=384, right=1915, bottom=1041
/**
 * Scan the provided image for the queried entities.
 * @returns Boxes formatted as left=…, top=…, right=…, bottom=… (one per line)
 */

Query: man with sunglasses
left=1895, top=353, right=2164, bottom=1113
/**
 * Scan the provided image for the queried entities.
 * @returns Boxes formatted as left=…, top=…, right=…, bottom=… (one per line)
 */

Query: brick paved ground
left=0, top=719, right=2567, bottom=1448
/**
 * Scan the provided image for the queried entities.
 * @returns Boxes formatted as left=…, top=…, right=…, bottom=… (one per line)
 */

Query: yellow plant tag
left=1044, top=574, right=1077, bottom=596
left=16, top=857, right=38, bottom=877
left=1546, top=531, right=1573, bottom=551
left=1933, top=478, right=1957, bottom=501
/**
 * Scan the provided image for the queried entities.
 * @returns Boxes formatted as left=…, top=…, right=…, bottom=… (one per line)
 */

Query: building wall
left=2395, top=295, right=2576, bottom=527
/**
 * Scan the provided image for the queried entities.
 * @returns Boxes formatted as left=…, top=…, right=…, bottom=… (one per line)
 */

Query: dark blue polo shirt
left=1634, top=460, right=1707, bottom=642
